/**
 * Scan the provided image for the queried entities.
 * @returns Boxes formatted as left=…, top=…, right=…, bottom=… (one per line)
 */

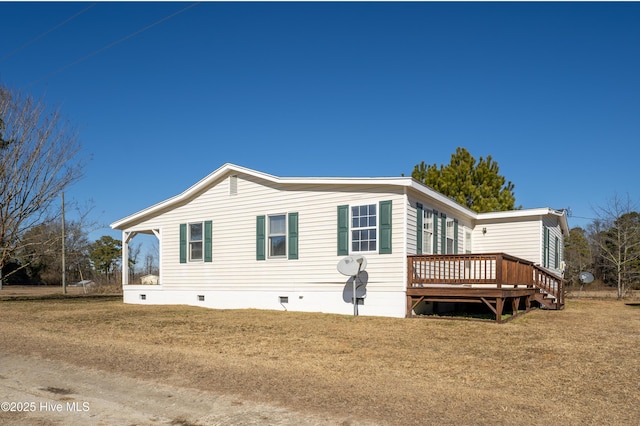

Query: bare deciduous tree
left=0, top=85, right=85, bottom=287
left=588, top=193, right=640, bottom=299
left=20, top=203, right=96, bottom=285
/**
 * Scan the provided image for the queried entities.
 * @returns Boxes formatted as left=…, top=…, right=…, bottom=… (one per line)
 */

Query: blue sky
left=1, top=1, right=639, bottom=243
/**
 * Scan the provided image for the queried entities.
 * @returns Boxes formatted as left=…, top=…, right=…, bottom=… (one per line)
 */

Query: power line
left=0, top=3, right=98, bottom=63
left=26, top=2, right=200, bottom=88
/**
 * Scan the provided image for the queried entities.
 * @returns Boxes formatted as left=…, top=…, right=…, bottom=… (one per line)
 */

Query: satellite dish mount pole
left=352, top=259, right=363, bottom=316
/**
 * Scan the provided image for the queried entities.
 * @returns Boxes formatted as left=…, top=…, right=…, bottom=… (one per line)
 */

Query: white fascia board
left=476, top=208, right=554, bottom=221
left=477, top=208, right=570, bottom=235
left=409, top=180, right=478, bottom=219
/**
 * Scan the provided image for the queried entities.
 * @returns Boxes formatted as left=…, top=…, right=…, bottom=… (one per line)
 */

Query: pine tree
left=564, top=227, right=592, bottom=288
left=411, top=147, right=518, bottom=213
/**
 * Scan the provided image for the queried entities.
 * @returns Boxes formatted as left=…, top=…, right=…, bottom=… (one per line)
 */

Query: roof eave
left=110, top=163, right=415, bottom=230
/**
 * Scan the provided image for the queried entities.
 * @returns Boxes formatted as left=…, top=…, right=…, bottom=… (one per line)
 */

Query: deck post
left=511, top=296, right=520, bottom=315
left=496, top=297, right=504, bottom=323
left=496, top=253, right=503, bottom=289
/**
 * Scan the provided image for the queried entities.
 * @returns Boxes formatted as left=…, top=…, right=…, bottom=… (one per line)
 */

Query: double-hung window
left=337, top=201, right=391, bottom=256
left=189, top=222, right=203, bottom=261
left=256, top=213, right=298, bottom=260
left=351, top=204, right=377, bottom=252
left=268, top=214, right=287, bottom=258
left=423, top=209, right=434, bottom=254
left=446, top=218, right=455, bottom=254
left=179, top=221, right=212, bottom=263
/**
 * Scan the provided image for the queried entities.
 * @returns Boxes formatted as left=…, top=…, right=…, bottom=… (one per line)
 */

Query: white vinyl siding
left=124, top=174, right=407, bottom=311
left=473, top=218, right=540, bottom=261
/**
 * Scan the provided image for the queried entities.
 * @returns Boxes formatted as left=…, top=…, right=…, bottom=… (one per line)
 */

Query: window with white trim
left=464, top=230, right=472, bottom=254
left=189, top=222, right=203, bottom=261
left=268, top=214, right=287, bottom=258
left=423, top=209, right=434, bottom=254
left=351, top=204, right=377, bottom=252
left=446, top=218, right=455, bottom=254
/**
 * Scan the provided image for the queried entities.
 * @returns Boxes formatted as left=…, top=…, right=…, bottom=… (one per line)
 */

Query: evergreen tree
left=564, top=227, right=592, bottom=287
left=90, top=236, right=122, bottom=281
left=411, top=147, right=518, bottom=213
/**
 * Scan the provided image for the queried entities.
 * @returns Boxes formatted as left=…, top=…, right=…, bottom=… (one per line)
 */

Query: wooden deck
left=406, top=253, right=564, bottom=323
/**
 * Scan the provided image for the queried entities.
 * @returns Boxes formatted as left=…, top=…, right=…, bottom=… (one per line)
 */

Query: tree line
left=564, top=194, right=640, bottom=298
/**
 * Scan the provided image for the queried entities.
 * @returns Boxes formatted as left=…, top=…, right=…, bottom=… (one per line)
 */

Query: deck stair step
left=533, top=291, right=562, bottom=310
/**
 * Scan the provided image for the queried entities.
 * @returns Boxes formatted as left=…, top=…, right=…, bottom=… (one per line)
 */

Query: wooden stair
left=531, top=264, right=565, bottom=310
left=532, top=291, right=563, bottom=310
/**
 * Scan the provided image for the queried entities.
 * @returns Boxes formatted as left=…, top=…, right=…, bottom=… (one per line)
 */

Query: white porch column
left=122, top=231, right=129, bottom=285
left=122, top=231, right=136, bottom=285
left=152, top=229, right=161, bottom=284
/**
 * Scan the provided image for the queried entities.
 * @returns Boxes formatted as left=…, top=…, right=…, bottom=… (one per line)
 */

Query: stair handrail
left=532, top=265, right=565, bottom=305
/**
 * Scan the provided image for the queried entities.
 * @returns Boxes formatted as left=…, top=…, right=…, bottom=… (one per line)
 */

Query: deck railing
left=408, top=253, right=564, bottom=303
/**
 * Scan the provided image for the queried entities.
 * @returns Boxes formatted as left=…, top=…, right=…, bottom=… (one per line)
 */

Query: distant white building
left=140, top=274, right=159, bottom=285
left=111, top=163, right=568, bottom=319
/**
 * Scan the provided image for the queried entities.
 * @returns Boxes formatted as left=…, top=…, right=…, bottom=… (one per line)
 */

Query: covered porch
left=120, top=229, right=161, bottom=285
left=406, top=253, right=564, bottom=323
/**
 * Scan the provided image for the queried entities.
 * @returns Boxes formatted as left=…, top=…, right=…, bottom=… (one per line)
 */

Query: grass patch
left=0, top=298, right=638, bottom=425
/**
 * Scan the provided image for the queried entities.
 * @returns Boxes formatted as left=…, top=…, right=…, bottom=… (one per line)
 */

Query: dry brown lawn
left=0, top=294, right=638, bottom=425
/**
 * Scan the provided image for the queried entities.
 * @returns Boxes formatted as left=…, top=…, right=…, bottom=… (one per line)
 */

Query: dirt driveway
left=0, top=352, right=367, bottom=426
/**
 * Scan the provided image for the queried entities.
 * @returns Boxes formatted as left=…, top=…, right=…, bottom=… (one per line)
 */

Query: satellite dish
left=578, top=271, right=594, bottom=284
left=337, top=255, right=367, bottom=277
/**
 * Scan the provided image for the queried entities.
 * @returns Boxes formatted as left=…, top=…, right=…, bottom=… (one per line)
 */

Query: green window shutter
left=432, top=210, right=439, bottom=254
left=416, top=203, right=423, bottom=255
left=256, top=215, right=266, bottom=261
left=288, top=212, right=299, bottom=260
left=337, top=205, right=349, bottom=255
left=379, top=200, right=392, bottom=254
left=554, top=236, right=559, bottom=268
left=204, top=220, right=213, bottom=262
left=440, top=214, right=447, bottom=254
left=454, top=219, right=459, bottom=254
left=179, top=223, right=187, bottom=264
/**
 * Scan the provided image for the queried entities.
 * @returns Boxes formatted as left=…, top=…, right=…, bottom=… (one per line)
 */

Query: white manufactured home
left=111, top=163, right=568, bottom=320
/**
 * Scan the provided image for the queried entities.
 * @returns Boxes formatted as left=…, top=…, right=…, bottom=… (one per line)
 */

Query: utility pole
left=61, top=192, right=66, bottom=295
